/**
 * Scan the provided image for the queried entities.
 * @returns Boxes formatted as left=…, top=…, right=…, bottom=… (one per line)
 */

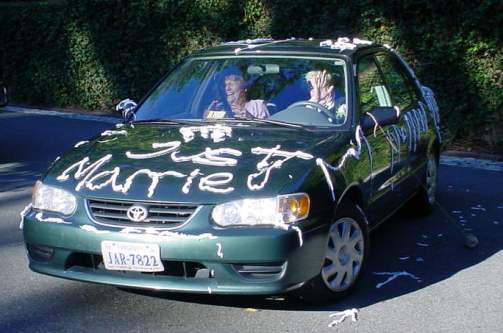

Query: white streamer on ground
left=374, top=271, right=421, bottom=288
left=328, top=309, right=358, bottom=327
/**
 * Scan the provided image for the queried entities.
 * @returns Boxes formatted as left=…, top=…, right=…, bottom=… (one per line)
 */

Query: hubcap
left=426, top=154, right=437, bottom=204
left=322, top=217, right=364, bottom=292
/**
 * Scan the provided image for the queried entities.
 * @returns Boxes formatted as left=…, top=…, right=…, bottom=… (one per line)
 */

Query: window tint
left=357, top=55, right=392, bottom=114
left=375, top=53, right=417, bottom=110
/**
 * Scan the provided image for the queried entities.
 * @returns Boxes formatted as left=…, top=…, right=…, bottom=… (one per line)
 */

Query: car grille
left=87, top=198, right=199, bottom=228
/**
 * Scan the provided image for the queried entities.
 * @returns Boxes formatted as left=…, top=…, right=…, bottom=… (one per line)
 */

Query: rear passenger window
left=375, top=53, right=417, bottom=110
left=357, top=55, right=392, bottom=114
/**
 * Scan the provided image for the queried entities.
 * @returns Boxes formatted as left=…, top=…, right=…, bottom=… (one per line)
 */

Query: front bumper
left=22, top=208, right=329, bottom=295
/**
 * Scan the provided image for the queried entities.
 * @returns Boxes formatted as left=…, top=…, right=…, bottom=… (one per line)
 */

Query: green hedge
left=1, top=0, right=501, bottom=151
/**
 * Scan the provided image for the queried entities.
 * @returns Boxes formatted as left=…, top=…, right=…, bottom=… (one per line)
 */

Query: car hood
left=45, top=123, right=346, bottom=204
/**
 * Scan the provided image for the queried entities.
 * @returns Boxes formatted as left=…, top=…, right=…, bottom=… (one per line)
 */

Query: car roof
left=193, top=37, right=381, bottom=59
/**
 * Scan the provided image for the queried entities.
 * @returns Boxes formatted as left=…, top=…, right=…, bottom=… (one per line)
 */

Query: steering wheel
left=286, top=100, right=334, bottom=120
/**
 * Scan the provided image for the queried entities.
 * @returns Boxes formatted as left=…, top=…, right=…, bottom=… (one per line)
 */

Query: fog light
left=27, top=244, right=54, bottom=262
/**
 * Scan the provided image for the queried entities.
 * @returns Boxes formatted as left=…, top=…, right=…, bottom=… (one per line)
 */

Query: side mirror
left=0, top=86, right=8, bottom=107
left=360, top=106, right=398, bottom=131
left=116, top=98, right=137, bottom=122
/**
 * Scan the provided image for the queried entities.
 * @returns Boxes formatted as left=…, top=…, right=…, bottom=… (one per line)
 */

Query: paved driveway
left=1, top=110, right=502, bottom=332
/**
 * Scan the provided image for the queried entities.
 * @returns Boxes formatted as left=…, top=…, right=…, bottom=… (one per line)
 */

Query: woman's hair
left=305, top=70, right=333, bottom=87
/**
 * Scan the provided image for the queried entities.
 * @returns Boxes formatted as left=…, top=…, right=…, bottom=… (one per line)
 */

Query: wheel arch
left=427, top=131, right=441, bottom=163
left=336, top=184, right=365, bottom=214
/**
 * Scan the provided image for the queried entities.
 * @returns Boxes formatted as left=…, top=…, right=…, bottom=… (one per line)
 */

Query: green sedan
left=22, top=37, right=441, bottom=302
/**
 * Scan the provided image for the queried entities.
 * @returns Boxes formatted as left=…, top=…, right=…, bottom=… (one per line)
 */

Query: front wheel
left=296, top=203, right=369, bottom=303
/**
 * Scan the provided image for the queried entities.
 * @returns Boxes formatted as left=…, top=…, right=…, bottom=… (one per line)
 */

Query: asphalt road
left=1, top=110, right=502, bottom=332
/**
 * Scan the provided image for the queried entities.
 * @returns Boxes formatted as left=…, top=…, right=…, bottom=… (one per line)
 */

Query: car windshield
left=135, top=57, right=348, bottom=127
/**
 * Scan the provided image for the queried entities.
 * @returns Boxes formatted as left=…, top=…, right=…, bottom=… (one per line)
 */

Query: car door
left=356, top=53, right=402, bottom=223
left=374, top=52, right=429, bottom=199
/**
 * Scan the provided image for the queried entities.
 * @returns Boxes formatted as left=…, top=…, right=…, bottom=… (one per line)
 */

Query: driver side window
left=357, top=55, right=392, bottom=115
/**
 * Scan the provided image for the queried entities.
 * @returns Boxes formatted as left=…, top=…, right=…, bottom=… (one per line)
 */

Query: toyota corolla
left=21, top=37, right=441, bottom=301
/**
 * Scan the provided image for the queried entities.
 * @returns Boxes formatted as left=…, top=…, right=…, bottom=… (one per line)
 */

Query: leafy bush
left=0, top=0, right=501, bottom=150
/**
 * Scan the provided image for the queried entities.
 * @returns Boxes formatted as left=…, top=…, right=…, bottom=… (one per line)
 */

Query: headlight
left=212, top=193, right=310, bottom=227
left=32, top=181, right=77, bottom=216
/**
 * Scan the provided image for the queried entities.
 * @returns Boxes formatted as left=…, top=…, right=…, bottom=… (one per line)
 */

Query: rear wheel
left=297, top=203, right=369, bottom=303
left=410, top=150, right=438, bottom=215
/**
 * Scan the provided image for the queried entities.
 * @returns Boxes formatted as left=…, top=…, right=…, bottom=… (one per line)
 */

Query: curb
left=440, top=156, right=503, bottom=172
left=2, top=105, right=502, bottom=172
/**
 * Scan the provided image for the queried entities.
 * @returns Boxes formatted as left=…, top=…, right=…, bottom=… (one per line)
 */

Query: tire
left=296, top=203, right=369, bottom=303
left=409, top=150, right=438, bottom=215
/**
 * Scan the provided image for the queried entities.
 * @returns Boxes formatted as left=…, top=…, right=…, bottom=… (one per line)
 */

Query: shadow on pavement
left=1, top=111, right=502, bottom=328
left=0, top=162, right=44, bottom=193
left=121, top=166, right=503, bottom=311
left=0, top=112, right=111, bottom=164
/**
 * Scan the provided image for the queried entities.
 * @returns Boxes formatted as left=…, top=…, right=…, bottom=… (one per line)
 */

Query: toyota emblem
left=126, top=205, right=148, bottom=222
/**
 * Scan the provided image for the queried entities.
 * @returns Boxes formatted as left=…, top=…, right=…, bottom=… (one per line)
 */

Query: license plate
left=101, top=241, right=164, bottom=272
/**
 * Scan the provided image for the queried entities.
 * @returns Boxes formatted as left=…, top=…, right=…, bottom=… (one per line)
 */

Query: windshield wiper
left=246, top=118, right=304, bottom=129
left=206, top=116, right=303, bottom=129
left=132, top=119, right=201, bottom=125
left=135, top=117, right=304, bottom=129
